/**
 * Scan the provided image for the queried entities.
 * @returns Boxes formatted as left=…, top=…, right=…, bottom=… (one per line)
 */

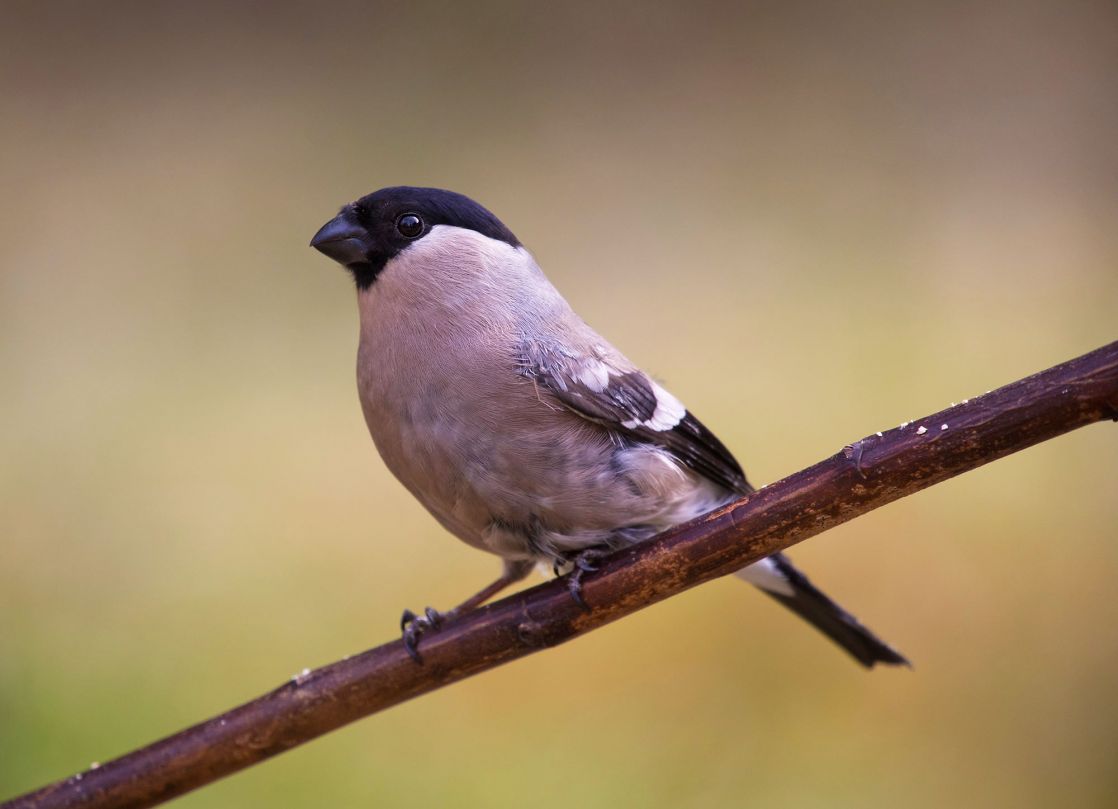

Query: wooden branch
left=6, top=340, right=1117, bottom=809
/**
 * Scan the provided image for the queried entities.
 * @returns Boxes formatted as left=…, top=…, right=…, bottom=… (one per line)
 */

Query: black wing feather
left=521, top=349, right=751, bottom=495
left=639, top=410, right=752, bottom=496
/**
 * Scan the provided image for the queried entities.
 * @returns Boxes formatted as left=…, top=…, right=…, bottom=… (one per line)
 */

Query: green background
left=2, top=2, right=1116, bottom=806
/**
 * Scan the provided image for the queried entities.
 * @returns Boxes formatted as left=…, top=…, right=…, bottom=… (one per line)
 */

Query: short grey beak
left=310, top=213, right=371, bottom=265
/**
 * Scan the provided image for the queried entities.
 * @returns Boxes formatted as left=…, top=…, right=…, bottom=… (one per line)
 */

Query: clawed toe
left=567, top=571, right=590, bottom=610
left=564, top=548, right=611, bottom=611
left=400, top=606, right=447, bottom=663
left=574, top=552, right=605, bottom=573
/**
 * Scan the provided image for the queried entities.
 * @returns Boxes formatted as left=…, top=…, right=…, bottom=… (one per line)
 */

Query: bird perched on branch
left=311, top=186, right=907, bottom=668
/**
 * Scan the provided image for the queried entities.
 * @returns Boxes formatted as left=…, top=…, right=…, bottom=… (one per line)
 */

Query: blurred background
left=2, top=1, right=1116, bottom=806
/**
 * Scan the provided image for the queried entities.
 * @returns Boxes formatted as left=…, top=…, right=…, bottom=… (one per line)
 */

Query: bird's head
left=310, top=186, right=520, bottom=290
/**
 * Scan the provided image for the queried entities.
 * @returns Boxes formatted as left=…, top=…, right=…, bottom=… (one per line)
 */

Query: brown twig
left=6, top=340, right=1117, bottom=809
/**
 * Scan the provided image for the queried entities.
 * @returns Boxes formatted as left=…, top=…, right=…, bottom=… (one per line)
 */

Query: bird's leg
left=447, top=558, right=535, bottom=615
left=564, top=547, right=612, bottom=611
left=400, top=559, right=534, bottom=663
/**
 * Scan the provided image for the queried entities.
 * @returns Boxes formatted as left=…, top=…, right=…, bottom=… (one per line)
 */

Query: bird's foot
left=399, top=606, right=447, bottom=663
left=565, top=548, right=611, bottom=611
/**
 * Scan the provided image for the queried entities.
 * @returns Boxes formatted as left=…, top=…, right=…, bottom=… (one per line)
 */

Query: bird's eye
left=396, top=213, right=423, bottom=238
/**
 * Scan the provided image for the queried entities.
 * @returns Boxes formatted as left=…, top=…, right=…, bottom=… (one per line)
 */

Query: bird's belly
left=367, top=398, right=729, bottom=563
left=363, top=394, right=500, bottom=553
left=358, top=342, right=728, bottom=564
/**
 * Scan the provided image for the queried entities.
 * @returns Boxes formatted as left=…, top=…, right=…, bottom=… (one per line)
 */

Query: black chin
left=346, top=259, right=386, bottom=291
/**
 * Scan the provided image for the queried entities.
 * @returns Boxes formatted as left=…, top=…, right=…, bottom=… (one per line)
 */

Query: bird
left=311, top=186, right=908, bottom=668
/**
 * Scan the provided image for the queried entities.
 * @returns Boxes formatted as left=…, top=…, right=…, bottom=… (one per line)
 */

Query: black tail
left=754, top=554, right=910, bottom=669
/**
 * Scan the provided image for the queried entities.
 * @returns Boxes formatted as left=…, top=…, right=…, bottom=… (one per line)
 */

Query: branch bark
left=6, top=340, right=1118, bottom=809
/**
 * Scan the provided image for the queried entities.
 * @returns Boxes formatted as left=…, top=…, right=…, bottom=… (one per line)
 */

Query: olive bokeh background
left=2, top=2, right=1116, bottom=806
